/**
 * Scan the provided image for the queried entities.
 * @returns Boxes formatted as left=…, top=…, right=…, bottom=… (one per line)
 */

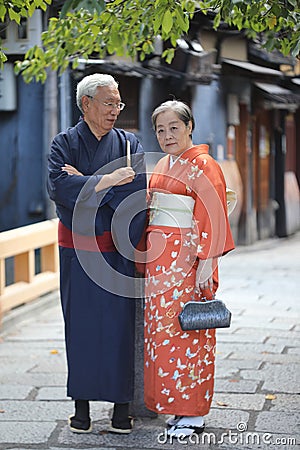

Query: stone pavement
left=0, top=232, right=299, bottom=450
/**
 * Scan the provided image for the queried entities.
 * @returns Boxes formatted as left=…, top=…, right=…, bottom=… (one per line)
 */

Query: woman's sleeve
left=191, top=157, right=235, bottom=260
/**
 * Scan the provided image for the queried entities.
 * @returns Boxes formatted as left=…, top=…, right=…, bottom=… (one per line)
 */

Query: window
left=17, top=18, right=28, bottom=40
left=115, top=75, right=140, bottom=131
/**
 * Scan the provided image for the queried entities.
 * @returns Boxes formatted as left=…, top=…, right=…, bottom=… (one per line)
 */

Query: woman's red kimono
left=144, top=145, right=235, bottom=416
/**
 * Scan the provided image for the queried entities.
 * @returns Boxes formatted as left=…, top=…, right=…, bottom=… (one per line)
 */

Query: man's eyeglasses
left=87, top=95, right=125, bottom=111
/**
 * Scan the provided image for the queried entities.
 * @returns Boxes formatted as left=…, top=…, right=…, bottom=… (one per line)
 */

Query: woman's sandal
left=167, top=416, right=205, bottom=437
left=165, top=415, right=183, bottom=427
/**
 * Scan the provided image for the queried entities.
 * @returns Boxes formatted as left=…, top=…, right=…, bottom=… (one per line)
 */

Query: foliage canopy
left=0, top=0, right=299, bottom=83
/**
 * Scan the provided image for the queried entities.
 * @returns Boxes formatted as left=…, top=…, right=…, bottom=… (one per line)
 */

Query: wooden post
left=41, top=244, right=59, bottom=272
left=0, top=258, right=4, bottom=327
left=131, top=274, right=157, bottom=418
left=15, top=250, right=35, bottom=283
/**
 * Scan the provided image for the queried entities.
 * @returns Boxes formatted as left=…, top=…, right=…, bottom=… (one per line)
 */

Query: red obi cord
left=58, top=221, right=116, bottom=252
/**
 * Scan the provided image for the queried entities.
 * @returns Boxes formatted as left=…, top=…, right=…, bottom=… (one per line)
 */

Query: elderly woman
left=144, top=100, right=235, bottom=437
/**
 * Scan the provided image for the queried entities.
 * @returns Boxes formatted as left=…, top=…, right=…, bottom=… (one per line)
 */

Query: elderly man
left=48, top=74, right=146, bottom=434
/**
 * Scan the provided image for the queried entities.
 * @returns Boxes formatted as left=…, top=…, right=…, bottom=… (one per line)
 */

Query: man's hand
left=62, top=164, right=83, bottom=176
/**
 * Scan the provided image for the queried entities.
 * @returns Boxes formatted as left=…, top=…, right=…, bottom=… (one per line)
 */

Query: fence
left=0, top=219, right=59, bottom=326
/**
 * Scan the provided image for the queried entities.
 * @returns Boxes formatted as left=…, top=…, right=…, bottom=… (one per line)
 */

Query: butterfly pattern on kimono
left=144, top=145, right=234, bottom=416
left=144, top=160, right=215, bottom=415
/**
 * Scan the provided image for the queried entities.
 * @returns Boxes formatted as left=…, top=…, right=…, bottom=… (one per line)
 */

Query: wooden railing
left=0, top=219, right=59, bottom=325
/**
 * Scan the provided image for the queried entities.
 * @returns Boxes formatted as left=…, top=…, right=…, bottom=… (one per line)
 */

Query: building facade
left=0, top=9, right=299, bottom=245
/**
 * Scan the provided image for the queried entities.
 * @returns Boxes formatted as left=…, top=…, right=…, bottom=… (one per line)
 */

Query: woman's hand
left=195, top=258, right=214, bottom=292
left=62, top=164, right=83, bottom=176
left=95, top=167, right=135, bottom=192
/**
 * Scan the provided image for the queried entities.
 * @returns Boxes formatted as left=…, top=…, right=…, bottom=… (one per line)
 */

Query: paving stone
left=217, top=333, right=265, bottom=343
left=0, top=341, right=65, bottom=356
left=240, top=369, right=265, bottom=381
left=287, top=347, right=300, bottom=355
left=5, top=325, right=63, bottom=341
left=212, top=393, right=266, bottom=410
left=0, top=385, right=33, bottom=400
left=29, top=357, right=67, bottom=373
left=241, top=306, right=297, bottom=317
left=0, top=400, right=73, bottom=422
left=240, top=364, right=300, bottom=393
left=0, top=353, right=67, bottom=375
left=206, top=408, right=250, bottom=430
left=36, top=386, right=67, bottom=400
left=261, top=363, right=300, bottom=393
left=0, top=360, right=37, bottom=374
left=217, top=342, right=286, bottom=355
left=215, top=359, right=262, bottom=378
left=214, top=360, right=240, bottom=378
left=215, top=351, right=232, bottom=360
left=268, top=394, right=300, bottom=412
left=255, top=411, right=300, bottom=435
left=266, top=336, right=300, bottom=346
left=229, top=318, right=294, bottom=331
left=0, top=421, right=57, bottom=444
left=271, top=318, right=299, bottom=329
left=229, top=351, right=300, bottom=364
left=214, top=379, right=259, bottom=393
left=0, top=400, right=112, bottom=422
left=0, top=373, right=67, bottom=387
left=234, top=328, right=300, bottom=339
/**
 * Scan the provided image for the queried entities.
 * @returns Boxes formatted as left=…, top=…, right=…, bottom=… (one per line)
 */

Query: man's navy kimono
left=48, top=118, right=146, bottom=402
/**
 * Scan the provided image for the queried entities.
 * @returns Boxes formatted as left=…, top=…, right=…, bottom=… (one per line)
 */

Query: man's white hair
left=76, top=73, right=119, bottom=113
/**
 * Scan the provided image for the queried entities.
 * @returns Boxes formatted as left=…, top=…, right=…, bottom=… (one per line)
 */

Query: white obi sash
left=149, top=192, right=195, bottom=228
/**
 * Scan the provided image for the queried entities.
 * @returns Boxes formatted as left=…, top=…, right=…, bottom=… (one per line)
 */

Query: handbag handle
left=197, top=286, right=215, bottom=303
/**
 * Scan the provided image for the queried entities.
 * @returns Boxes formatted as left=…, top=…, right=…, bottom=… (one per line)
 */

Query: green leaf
left=110, top=28, right=123, bottom=48
left=153, top=13, right=163, bottom=34
left=281, top=38, right=291, bottom=56
left=72, top=58, right=79, bottom=68
left=291, top=38, right=300, bottom=58
left=28, top=3, right=36, bottom=16
left=90, top=24, right=100, bottom=36
left=175, top=7, right=189, bottom=32
left=162, top=9, right=173, bottom=34
left=34, top=46, right=44, bottom=59
left=8, top=8, right=21, bottom=24
left=266, top=15, right=277, bottom=30
left=162, top=47, right=175, bottom=64
left=0, top=5, right=7, bottom=20
left=0, top=50, right=7, bottom=69
left=213, top=12, right=221, bottom=29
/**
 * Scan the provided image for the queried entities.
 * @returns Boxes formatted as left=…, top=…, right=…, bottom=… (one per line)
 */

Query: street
left=0, top=232, right=299, bottom=450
